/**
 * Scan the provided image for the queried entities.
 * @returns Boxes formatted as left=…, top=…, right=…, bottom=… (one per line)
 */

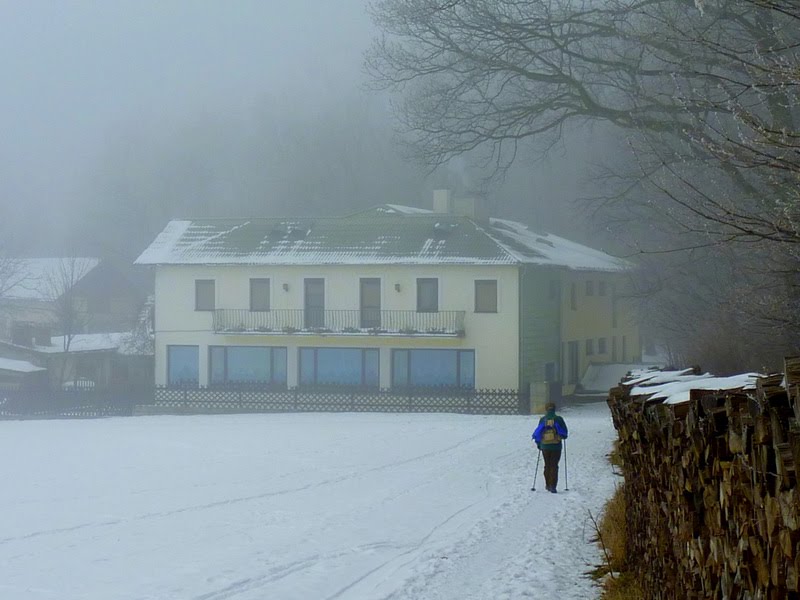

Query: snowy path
left=0, top=402, right=617, bottom=600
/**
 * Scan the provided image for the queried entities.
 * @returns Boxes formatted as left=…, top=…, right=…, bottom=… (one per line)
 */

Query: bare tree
left=0, top=259, right=25, bottom=299
left=368, top=0, right=800, bottom=368
left=45, top=257, right=95, bottom=388
left=367, top=0, right=798, bottom=240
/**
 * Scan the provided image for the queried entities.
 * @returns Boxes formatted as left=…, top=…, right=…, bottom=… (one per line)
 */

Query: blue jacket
left=532, top=411, right=568, bottom=450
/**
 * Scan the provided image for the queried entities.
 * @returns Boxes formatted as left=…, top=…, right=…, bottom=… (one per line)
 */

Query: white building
left=135, top=193, right=639, bottom=395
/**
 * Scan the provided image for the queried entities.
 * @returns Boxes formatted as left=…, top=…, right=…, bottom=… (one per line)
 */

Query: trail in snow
left=0, top=402, right=617, bottom=600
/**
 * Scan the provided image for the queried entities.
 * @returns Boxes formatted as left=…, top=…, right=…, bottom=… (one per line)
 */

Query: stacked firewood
left=607, top=357, right=800, bottom=599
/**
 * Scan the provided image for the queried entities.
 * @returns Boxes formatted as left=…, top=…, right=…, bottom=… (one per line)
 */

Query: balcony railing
left=213, top=309, right=466, bottom=337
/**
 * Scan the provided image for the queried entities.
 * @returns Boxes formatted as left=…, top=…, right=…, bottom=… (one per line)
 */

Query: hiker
left=532, top=401, right=569, bottom=493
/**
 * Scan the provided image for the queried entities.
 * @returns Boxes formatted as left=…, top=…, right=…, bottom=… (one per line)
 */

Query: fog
left=0, top=1, right=601, bottom=259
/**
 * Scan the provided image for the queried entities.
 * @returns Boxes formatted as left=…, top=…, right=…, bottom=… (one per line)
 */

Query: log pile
left=607, top=357, right=800, bottom=599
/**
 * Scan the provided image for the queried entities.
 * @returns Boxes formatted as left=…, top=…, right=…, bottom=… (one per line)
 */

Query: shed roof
left=0, top=357, right=46, bottom=373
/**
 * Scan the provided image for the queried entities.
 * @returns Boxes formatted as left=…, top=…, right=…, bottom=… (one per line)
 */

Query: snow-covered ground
left=0, top=402, right=618, bottom=600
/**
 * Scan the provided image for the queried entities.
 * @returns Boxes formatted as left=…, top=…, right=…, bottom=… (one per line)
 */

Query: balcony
left=213, top=309, right=466, bottom=337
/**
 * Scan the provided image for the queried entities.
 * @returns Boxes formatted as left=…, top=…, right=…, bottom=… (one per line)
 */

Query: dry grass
left=590, top=458, right=646, bottom=599
left=597, top=484, right=627, bottom=573
left=601, top=573, right=645, bottom=600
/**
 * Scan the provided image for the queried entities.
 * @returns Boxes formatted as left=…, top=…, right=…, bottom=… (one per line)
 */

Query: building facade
left=137, top=195, right=639, bottom=397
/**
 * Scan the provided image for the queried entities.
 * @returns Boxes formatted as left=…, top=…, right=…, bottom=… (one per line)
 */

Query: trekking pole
left=531, top=448, right=541, bottom=491
left=563, top=440, right=569, bottom=491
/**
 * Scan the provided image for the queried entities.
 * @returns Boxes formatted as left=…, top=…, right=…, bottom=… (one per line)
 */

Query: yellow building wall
left=559, top=271, right=640, bottom=394
left=154, top=264, right=519, bottom=389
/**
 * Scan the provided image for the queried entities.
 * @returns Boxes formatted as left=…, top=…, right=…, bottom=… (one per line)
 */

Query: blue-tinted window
left=392, top=349, right=475, bottom=388
left=299, top=348, right=315, bottom=385
left=168, top=345, right=199, bottom=386
left=459, top=351, right=475, bottom=387
left=299, top=348, right=379, bottom=387
left=364, top=350, right=379, bottom=386
left=392, top=350, right=409, bottom=387
left=272, top=347, right=287, bottom=384
left=210, top=346, right=226, bottom=383
left=410, top=349, right=458, bottom=386
left=209, top=346, right=287, bottom=386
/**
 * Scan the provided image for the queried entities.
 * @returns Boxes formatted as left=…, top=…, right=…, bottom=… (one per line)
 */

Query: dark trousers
left=542, top=447, right=562, bottom=490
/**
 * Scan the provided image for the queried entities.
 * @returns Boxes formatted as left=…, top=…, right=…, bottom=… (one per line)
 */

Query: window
left=209, top=346, right=286, bottom=386
left=567, top=341, right=579, bottom=384
left=168, top=345, right=199, bottom=386
left=598, top=337, right=607, bottom=354
left=570, top=283, right=577, bottom=311
left=612, top=336, right=618, bottom=361
left=586, top=281, right=594, bottom=296
left=598, top=281, right=607, bottom=296
left=195, top=280, right=215, bottom=311
left=360, top=278, right=381, bottom=329
left=586, top=339, right=594, bottom=355
left=474, top=280, right=498, bottom=313
left=250, top=278, right=270, bottom=311
left=392, top=349, right=475, bottom=388
left=304, top=278, right=325, bottom=328
left=299, top=348, right=379, bottom=387
left=417, top=278, right=438, bottom=312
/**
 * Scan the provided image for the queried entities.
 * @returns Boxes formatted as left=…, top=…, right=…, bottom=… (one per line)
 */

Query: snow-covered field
left=1, top=402, right=617, bottom=600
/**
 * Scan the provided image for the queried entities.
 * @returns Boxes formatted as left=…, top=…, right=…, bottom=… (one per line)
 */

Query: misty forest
left=2, top=1, right=798, bottom=374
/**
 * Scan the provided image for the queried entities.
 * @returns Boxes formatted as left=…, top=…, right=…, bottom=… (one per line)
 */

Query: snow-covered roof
left=484, top=219, right=629, bottom=272
left=135, top=206, right=629, bottom=272
left=31, top=332, right=126, bottom=354
left=379, top=204, right=434, bottom=215
left=626, top=369, right=760, bottom=405
left=581, top=363, right=661, bottom=394
left=135, top=216, right=516, bottom=266
left=1, top=258, right=100, bottom=301
left=0, top=357, right=46, bottom=373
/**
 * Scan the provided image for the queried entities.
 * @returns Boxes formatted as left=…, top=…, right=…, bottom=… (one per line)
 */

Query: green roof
left=135, top=205, right=629, bottom=271
left=135, top=214, right=516, bottom=266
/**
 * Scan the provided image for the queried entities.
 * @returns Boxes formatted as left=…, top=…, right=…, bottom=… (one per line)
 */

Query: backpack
left=541, top=418, right=561, bottom=444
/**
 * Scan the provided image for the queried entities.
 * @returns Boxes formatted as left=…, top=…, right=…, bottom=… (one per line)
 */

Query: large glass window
left=474, top=280, right=498, bottom=313
left=168, top=345, right=199, bottom=386
left=392, top=349, right=475, bottom=388
left=210, top=346, right=286, bottom=386
left=195, top=280, right=215, bottom=311
left=416, top=278, right=438, bottom=312
left=299, top=348, right=379, bottom=387
left=250, top=278, right=270, bottom=311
